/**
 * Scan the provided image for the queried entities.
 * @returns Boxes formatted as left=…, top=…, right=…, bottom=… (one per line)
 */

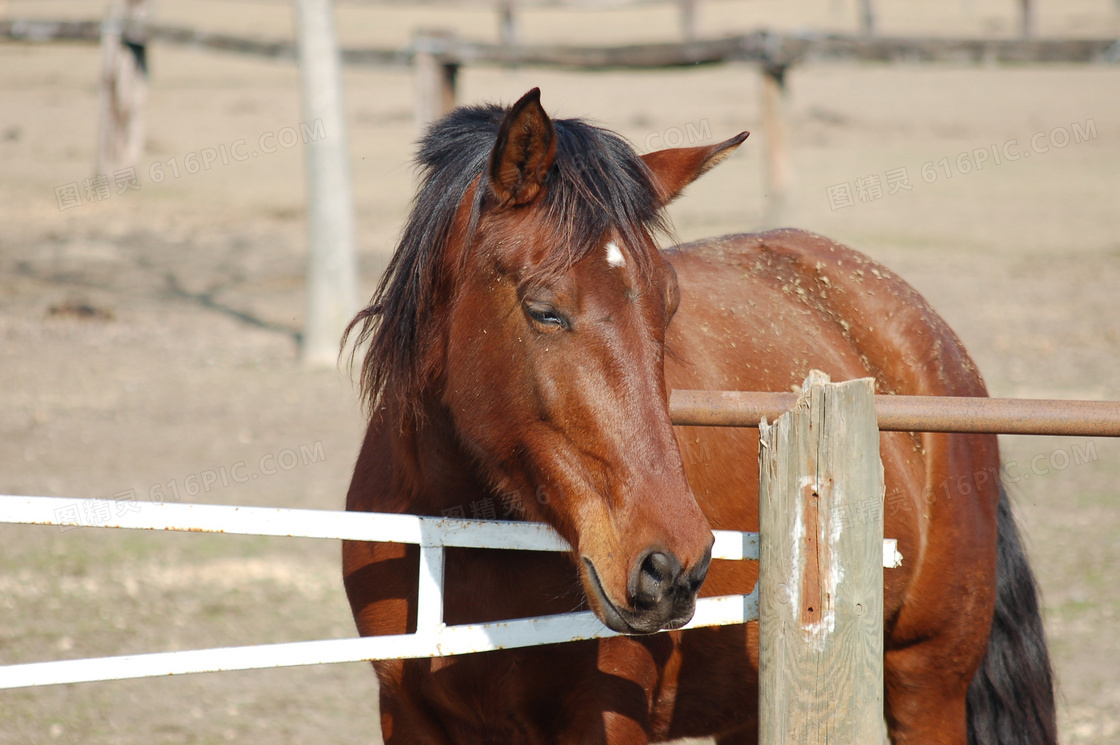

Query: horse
left=342, top=88, right=1056, bottom=745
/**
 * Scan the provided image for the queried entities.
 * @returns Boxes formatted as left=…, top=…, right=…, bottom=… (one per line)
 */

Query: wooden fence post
left=759, top=63, right=791, bottom=228
left=679, top=0, right=698, bottom=41
left=414, top=31, right=458, bottom=132
left=859, top=0, right=876, bottom=34
left=1019, top=0, right=1035, bottom=37
left=96, top=0, right=148, bottom=179
left=292, top=0, right=359, bottom=367
left=498, top=1, right=517, bottom=47
left=758, top=371, right=886, bottom=743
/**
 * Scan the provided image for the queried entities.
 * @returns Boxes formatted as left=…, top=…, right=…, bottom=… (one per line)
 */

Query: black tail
left=966, top=485, right=1057, bottom=745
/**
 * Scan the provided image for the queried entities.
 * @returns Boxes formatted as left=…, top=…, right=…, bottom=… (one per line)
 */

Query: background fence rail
left=4, top=20, right=1118, bottom=68
left=6, top=16, right=1115, bottom=227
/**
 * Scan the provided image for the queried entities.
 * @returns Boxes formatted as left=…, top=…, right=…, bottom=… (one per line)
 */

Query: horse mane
left=344, top=102, right=670, bottom=419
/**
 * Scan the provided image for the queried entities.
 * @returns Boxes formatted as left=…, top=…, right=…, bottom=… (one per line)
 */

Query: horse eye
left=524, top=302, right=568, bottom=330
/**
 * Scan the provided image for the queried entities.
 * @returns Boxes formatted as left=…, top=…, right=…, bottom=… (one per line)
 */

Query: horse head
left=350, top=88, right=747, bottom=634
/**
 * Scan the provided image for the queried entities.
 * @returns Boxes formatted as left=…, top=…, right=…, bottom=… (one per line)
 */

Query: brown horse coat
left=343, top=90, right=1055, bottom=745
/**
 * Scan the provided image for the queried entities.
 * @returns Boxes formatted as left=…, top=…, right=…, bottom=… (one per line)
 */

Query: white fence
left=0, top=494, right=771, bottom=689
left=0, top=493, right=901, bottom=690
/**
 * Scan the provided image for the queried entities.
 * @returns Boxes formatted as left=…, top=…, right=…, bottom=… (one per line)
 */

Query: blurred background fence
left=3, top=0, right=1117, bottom=362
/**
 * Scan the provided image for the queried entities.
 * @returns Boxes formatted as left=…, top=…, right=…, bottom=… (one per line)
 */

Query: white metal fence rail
left=0, top=495, right=765, bottom=690
left=0, top=494, right=900, bottom=691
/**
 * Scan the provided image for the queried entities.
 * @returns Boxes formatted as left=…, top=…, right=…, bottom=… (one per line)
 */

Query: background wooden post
left=758, top=371, right=886, bottom=743
left=679, top=0, right=698, bottom=41
left=498, top=1, right=517, bottom=47
left=759, top=63, right=791, bottom=228
left=414, top=31, right=458, bottom=132
left=96, top=0, right=148, bottom=178
left=859, top=0, right=876, bottom=34
left=1019, top=0, right=1035, bottom=37
left=292, top=0, right=359, bottom=367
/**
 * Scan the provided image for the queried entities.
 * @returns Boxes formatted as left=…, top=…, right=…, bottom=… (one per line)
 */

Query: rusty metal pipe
left=669, top=390, right=1120, bottom=437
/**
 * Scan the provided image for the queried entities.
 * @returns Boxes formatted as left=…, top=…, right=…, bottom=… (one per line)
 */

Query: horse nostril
left=632, top=551, right=682, bottom=609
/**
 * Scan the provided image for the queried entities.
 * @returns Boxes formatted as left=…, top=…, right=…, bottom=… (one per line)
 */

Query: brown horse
left=342, top=89, right=1055, bottom=745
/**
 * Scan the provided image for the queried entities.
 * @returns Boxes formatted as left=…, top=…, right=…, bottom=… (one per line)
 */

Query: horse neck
left=388, top=395, right=490, bottom=517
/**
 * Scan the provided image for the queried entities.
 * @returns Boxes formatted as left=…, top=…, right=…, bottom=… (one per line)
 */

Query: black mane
left=344, top=102, right=669, bottom=418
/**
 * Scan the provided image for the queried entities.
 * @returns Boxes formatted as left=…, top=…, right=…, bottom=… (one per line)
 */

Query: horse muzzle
left=582, top=546, right=712, bottom=634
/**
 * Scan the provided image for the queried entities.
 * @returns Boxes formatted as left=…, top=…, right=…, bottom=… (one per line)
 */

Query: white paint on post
left=292, top=0, right=359, bottom=367
left=884, top=538, right=902, bottom=568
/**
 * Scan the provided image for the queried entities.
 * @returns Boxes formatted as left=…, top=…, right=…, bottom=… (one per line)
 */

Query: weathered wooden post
left=96, top=0, right=148, bottom=178
left=679, top=0, right=698, bottom=41
left=414, top=31, right=459, bottom=132
left=858, top=0, right=876, bottom=34
left=1019, top=0, right=1035, bottom=37
left=758, top=371, right=886, bottom=743
left=292, top=0, right=359, bottom=367
left=759, top=62, right=791, bottom=228
left=498, top=0, right=518, bottom=47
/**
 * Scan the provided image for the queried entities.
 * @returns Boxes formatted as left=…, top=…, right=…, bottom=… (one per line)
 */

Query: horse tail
left=966, top=484, right=1058, bottom=745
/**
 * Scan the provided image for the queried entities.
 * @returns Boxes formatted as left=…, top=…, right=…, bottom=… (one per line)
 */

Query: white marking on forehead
left=605, top=241, right=626, bottom=268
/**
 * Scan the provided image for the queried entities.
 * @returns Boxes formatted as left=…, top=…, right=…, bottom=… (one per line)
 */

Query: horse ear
left=489, top=88, right=557, bottom=207
left=641, top=132, right=749, bottom=205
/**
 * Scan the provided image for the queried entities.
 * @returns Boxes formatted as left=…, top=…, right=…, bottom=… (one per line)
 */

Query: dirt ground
left=1, top=1, right=1119, bottom=743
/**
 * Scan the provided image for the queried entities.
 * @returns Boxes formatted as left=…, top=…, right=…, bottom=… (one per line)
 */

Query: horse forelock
left=345, top=102, right=669, bottom=421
